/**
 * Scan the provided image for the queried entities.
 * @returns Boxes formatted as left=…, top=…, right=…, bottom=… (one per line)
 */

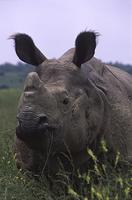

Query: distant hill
left=0, top=62, right=131, bottom=89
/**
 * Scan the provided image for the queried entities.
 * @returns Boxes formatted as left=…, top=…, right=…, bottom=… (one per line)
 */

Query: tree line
left=0, top=62, right=131, bottom=89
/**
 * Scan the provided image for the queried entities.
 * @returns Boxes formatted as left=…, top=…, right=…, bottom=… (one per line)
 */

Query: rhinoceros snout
left=16, top=111, right=49, bottom=141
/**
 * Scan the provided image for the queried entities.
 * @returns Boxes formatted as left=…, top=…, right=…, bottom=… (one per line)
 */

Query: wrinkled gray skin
left=11, top=32, right=132, bottom=175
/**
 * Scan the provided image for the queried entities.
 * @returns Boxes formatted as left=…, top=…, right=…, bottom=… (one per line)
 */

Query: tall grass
left=0, top=89, right=131, bottom=200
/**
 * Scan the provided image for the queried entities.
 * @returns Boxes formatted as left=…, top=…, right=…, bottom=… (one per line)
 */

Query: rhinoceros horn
left=9, top=33, right=47, bottom=66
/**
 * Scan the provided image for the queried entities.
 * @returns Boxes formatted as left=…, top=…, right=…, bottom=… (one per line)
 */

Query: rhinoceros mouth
left=16, top=123, right=56, bottom=138
left=16, top=110, right=63, bottom=153
left=15, top=122, right=57, bottom=150
left=16, top=110, right=58, bottom=142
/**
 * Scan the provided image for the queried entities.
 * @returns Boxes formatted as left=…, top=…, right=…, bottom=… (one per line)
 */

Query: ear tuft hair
left=73, top=31, right=99, bottom=67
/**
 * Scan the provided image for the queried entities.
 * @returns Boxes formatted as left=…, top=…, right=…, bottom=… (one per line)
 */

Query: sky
left=0, top=0, right=131, bottom=64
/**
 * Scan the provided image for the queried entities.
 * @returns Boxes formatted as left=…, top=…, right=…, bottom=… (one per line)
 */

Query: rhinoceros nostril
left=38, top=114, right=48, bottom=125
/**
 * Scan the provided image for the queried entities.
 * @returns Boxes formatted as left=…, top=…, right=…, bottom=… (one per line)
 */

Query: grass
left=0, top=89, right=132, bottom=200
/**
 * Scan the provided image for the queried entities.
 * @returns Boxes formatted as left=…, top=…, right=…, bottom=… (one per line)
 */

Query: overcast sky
left=0, top=0, right=131, bottom=64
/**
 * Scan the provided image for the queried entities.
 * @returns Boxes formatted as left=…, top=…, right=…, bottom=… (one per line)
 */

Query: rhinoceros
left=11, top=31, right=132, bottom=175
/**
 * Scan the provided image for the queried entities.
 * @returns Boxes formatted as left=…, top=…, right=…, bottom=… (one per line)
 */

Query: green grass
left=0, top=89, right=132, bottom=200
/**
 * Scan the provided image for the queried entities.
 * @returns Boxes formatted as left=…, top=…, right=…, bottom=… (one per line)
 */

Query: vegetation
left=0, top=63, right=34, bottom=89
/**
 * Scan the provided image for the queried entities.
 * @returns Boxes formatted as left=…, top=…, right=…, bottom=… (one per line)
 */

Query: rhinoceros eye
left=63, top=97, right=69, bottom=105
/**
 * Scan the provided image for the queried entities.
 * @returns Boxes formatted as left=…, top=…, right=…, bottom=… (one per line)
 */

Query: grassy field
left=0, top=89, right=131, bottom=200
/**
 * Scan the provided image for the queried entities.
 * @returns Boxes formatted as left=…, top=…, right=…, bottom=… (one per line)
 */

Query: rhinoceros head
left=11, top=32, right=107, bottom=173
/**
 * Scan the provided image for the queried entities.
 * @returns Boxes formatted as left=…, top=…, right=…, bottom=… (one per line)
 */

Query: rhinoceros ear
left=73, top=31, right=99, bottom=67
left=9, top=33, right=47, bottom=66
